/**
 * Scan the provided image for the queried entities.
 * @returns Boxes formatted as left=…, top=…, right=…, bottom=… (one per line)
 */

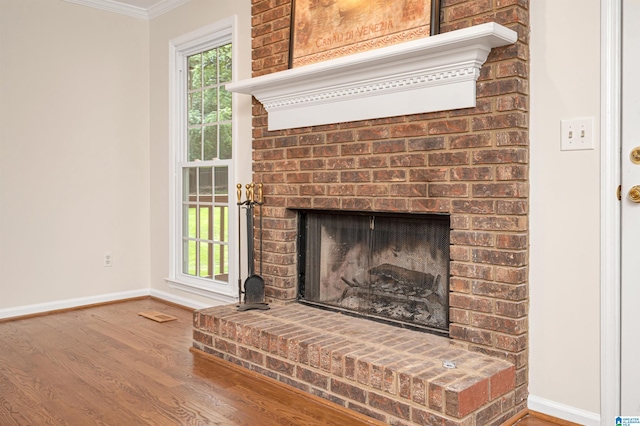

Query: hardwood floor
left=0, top=298, right=381, bottom=425
left=511, top=411, right=581, bottom=426
left=0, top=298, right=565, bottom=426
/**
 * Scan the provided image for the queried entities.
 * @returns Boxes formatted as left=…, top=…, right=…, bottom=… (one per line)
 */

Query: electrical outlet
left=104, top=252, right=113, bottom=267
left=561, top=117, right=594, bottom=151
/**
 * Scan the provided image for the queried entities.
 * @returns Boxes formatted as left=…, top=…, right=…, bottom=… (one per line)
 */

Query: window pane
left=214, top=243, right=229, bottom=282
left=199, top=206, right=211, bottom=240
left=184, top=205, right=196, bottom=239
left=184, top=239, right=197, bottom=276
left=220, top=87, right=232, bottom=121
left=203, top=88, right=218, bottom=123
left=199, top=242, right=211, bottom=278
left=183, top=167, right=197, bottom=202
left=214, top=206, right=229, bottom=243
left=188, top=128, right=202, bottom=161
left=202, top=49, right=217, bottom=87
left=220, top=123, right=232, bottom=159
left=219, top=44, right=232, bottom=83
left=188, top=91, right=202, bottom=125
left=188, top=54, right=201, bottom=90
left=214, top=166, right=228, bottom=196
left=203, top=125, right=218, bottom=160
left=222, top=206, right=229, bottom=241
left=198, top=167, right=212, bottom=198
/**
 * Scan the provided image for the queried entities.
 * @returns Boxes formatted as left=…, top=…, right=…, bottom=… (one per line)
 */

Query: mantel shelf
left=226, top=22, right=518, bottom=131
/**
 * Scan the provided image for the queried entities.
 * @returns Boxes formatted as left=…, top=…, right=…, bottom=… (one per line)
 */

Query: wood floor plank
left=513, top=411, right=581, bottom=426
left=43, top=310, right=243, bottom=425
left=35, top=311, right=226, bottom=425
left=0, top=298, right=385, bottom=425
left=2, top=319, right=150, bottom=425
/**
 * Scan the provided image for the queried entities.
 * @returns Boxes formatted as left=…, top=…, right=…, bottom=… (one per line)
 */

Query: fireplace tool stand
left=236, top=183, right=269, bottom=312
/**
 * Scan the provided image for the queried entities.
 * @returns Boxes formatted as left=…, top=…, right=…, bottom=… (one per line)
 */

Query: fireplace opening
left=296, top=210, right=450, bottom=335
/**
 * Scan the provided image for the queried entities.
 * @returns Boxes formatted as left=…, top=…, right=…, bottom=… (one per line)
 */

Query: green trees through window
left=187, top=44, right=232, bottom=162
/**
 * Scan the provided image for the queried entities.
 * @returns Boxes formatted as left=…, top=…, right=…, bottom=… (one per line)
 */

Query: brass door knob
left=632, top=147, right=640, bottom=164
left=630, top=185, right=640, bottom=203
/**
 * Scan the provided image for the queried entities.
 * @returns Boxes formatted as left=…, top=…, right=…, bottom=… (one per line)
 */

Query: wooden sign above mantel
left=225, top=23, right=518, bottom=131
left=289, top=0, right=441, bottom=68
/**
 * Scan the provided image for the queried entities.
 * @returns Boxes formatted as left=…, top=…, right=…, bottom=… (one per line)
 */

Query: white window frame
left=166, top=17, right=240, bottom=303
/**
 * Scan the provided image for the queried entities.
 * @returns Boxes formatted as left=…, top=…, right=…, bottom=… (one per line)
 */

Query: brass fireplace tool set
left=236, top=182, right=269, bottom=312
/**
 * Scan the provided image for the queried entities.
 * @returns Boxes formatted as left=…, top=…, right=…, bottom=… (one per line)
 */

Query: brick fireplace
left=193, top=0, right=529, bottom=424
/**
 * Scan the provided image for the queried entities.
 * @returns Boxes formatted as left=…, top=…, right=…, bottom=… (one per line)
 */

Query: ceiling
left=64, top=0, right=192, bottom=20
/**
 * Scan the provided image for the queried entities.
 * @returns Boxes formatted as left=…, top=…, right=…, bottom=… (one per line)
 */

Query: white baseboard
left=528, top=395, right=600, bottom=426
left=0, top=289, right=150, bottom=320
left=0, top=288, right=232, bottom=320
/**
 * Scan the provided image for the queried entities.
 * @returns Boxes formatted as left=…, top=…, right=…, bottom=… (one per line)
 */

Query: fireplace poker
left=257, top=183, right=263, bottom=276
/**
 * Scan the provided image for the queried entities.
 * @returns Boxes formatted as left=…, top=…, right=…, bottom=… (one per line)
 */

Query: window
left=183, top=45, right=232, bottom=282
left=168, top=18, right=240, bottom=301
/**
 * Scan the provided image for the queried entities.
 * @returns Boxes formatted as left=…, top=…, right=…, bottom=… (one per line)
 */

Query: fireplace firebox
left=297, top=210, right=450, bottom=335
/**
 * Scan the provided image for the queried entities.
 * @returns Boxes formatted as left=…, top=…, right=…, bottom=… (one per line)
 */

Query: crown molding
left=226, top=23, right=518, bottom=131
left=147, top=0, right=192, bottom=19
left=64, top=0, right=191, bottom=20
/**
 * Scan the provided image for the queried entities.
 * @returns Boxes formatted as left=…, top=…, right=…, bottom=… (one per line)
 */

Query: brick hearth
left=194, top=304, right=516, bottom=425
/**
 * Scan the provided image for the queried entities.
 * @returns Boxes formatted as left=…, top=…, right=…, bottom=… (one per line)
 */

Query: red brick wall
left=250, top=0, right=530, bottom=410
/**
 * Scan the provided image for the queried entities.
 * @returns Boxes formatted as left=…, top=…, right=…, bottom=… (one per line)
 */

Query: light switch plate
left=561, top=117, right=594, bottom=151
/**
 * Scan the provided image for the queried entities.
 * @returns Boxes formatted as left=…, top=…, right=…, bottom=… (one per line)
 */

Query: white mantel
left=226, top=22, right=518, bottom=131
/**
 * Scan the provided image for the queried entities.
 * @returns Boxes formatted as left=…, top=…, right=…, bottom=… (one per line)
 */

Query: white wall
left=0, top=0, right=254, bottom=312
left=0, top=0, right=150, bottom=312
left=529, top=0, right=602, bottom=422
left=147, top=0, right=252, bottom=307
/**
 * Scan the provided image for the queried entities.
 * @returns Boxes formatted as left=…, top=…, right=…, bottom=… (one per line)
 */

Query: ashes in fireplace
left=296, top=210, right=450, bottom=335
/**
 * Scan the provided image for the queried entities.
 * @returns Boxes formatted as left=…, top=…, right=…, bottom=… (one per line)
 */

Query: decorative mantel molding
left=226, top=22, right=518, bottom=131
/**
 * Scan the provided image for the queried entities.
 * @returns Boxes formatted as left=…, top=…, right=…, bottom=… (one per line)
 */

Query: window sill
left=165, top=278, right=238, bottom=305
